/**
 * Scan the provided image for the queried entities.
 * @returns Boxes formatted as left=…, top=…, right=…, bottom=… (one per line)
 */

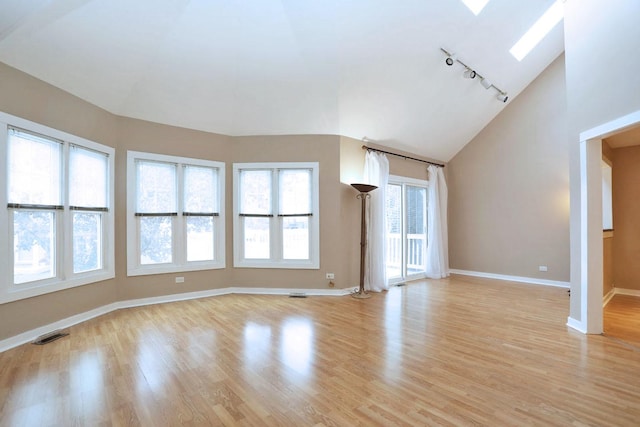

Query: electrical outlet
left=326, top=273, right=335, bottom=280
left=175, top=276, right=185, bottom=283
left=539, top=266, right=548, bottom=272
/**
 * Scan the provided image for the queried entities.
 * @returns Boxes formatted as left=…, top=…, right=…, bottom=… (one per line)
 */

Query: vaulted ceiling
left=0, top=0, right=564, bottom=161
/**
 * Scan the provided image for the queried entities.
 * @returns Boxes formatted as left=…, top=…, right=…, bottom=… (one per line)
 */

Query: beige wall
left=565, top=0, right=640, bottom=320
left=447, top=55, right=569, bottom=281
left=339, top=136, right=367, bottom=286
left=4, top=62, right=427, bottom=341
left=365, top=142, right=439, bottom=181
left=114, top=118, right=234, bottom=301
left=228, top=134, right=356, bottom=289
left=114, top=129, right=359, bottom=296
left=602, top=141, right=614, bottom=165
left=603, top=235, right=614, bottom=296
left=0, top=62, right=119, bottom=340
left=611, top=145, right=640, bottom=291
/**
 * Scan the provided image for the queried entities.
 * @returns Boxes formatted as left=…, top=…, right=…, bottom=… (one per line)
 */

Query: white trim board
left=580, top=109, right=640, bottom=142
left=0, top=286, right=352, bottom=353
left=576, top=109, right=640, bottom=335
left=603, top=287, right=640, bottom=309
left=613, top=288, right=640, bottom=297
left=603, top=288, right=616, bottom=307
left=0, top=303, right=119, bottom=355
left=566, top=316, right=587, bottom=334
left=450, top=269, right=570, bottom=288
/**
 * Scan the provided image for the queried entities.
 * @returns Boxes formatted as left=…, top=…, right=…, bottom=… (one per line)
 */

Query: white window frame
left=233, top=162, right=320, bottom=269
left=126, top=151, right=225, bottom=276
left=0, top=112, right=115, bottom=304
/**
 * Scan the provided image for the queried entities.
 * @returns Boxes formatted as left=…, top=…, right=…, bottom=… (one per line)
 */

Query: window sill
left=127, top=262, right=226, bottom=277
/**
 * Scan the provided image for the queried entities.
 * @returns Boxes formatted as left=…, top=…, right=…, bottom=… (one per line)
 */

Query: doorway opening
left=601, top=123, right=640, bottom=346
left=574, top=109, right=640, bottom=334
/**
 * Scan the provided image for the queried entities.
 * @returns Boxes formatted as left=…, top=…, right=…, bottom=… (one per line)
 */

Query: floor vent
left=32, top=330, right=69, bottom=345
left=396, top=283, right=406, bottom=287
left=289, top=293, right=308, bottom=298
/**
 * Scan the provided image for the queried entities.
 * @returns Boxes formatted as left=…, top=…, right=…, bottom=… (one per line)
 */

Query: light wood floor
left=604, top=294, right=640, bottom=349
left=2, top=275, right=640, bottom=426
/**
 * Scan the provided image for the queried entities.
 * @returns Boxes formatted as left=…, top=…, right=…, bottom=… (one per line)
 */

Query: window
left=0, top=112, right=114, bottom=303
left=127, top=151, right=225, bottom=276
left=233, top=162, right=319, bottom=269
left=509, top=0, right=564, bottom=61
left=386, top=176, right=428, bottom=282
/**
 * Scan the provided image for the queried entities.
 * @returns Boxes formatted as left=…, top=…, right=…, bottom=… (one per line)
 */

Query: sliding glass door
left=386, top=177, right=427, bottom=283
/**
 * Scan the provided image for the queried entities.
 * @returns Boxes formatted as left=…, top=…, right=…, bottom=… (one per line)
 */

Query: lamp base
left=351, top=290, right=372, bottom=299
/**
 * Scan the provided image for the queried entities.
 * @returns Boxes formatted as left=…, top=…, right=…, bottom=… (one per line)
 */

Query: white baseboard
left=603, top=288, right=616, bottom=307
left=601, top=287, right=640, bottom=309
left=117, top=287, right=233, bottom=309
left=0, top=286, right=351, bottom=353
left=614, top=288, right=640, bottom=297
left=0, top=302, right=120, bottom=354
left=227, top=287, right=353, bottom=296
left=450, top=269, right=570, bottom=288
left=566, top=316, right=587, bottom=333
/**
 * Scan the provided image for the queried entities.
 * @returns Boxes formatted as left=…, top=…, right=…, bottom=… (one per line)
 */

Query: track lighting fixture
left=463, top=68, right=476, bottom=79
left=445, top=54, right=456, bottom=66
left=440, top=47, right=508, bottom=103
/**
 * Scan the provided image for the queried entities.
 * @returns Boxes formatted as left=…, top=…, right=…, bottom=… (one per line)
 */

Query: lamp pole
left=350, top=183, right=377, bottom=299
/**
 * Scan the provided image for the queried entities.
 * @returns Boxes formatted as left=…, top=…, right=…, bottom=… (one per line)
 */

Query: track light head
left=463, top=69, right=477, bottom=79
left=441, top=47, right=507, bottom=103
left=445, top=54, right=456, bottom=66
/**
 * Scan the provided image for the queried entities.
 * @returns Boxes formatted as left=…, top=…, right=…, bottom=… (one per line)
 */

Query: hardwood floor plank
left=2, top=276, right=640, bottom=426
left=604, top=294, right=640, bottom=348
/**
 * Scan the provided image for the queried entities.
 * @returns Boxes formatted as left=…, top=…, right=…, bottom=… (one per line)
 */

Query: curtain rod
left=362, top=145, right=445, bottom=168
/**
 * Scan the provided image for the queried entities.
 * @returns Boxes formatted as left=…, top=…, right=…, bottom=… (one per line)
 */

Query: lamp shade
left=351, top=183, right=378, bottom=193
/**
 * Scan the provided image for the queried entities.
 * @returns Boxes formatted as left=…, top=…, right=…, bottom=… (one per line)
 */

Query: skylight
left=510, top=0, right=565, bottom=61
left=461, top=0, right=490, bottom=15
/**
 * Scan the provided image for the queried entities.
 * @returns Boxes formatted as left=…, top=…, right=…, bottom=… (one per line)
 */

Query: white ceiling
left=0, top=0, right=564, bottom=161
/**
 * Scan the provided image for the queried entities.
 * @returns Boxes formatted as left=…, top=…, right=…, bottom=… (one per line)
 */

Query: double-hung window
left=1, top=112, right=114, bottom=303
left=126, top=151, right=225, bottom=276
left=233, top=162, right=319, bottom=268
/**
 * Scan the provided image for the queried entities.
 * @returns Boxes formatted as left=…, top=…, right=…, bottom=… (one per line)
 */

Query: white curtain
left=363, top=151, right=389, bottom=292
left=426, top=165, right=449, bottom=279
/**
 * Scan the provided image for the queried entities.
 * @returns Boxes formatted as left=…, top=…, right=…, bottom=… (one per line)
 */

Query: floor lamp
left=351, top=183, right=378, bottom=299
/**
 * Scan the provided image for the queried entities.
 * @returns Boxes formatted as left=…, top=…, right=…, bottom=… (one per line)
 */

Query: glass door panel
left=385, top=184, right=402, bottom=280
left=385, top=181, right=427, bottom=282
left=406, top=185, right=427, bottom=277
